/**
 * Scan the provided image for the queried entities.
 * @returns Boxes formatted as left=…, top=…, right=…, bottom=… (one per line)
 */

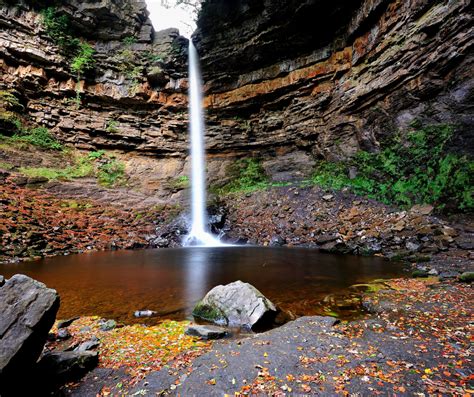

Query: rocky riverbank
left=54, top=276, right=473, bottom=396
left=222, top=185, right=474, bottom=274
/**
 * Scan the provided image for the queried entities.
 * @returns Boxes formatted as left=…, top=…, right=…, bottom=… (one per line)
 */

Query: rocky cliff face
left=0, top=0, right=472, bottom=194
left=0, top=0, right=199, bottom=200
left=195, top=0, right=473, bottom=181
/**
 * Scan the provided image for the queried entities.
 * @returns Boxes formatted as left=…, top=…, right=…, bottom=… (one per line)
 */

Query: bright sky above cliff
left=145, top=0, right=197, bottom=38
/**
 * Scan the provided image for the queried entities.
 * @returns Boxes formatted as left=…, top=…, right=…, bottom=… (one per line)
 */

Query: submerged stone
left=192, top=280, right=277, bottom=330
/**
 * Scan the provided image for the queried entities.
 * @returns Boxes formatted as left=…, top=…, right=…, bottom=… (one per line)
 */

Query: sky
left=145, top=0, right=197, bottom=38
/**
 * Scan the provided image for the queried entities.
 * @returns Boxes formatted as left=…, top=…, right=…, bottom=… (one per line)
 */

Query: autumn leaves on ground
left=55, top=277, right=473, bottom=396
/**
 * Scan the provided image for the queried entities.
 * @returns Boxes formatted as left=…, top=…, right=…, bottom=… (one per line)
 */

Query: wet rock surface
left=0, top=274, right=60, bottom=388
left=192, top=281, right=278, bottom=329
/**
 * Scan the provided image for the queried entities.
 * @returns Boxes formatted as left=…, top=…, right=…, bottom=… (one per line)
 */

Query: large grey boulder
left=192, top=281, right=277, bottom=330
left=0, top=274, right=60, bottom=383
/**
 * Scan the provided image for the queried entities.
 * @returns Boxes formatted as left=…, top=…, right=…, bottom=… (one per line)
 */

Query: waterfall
left=184, top=41, right=222, bottom=247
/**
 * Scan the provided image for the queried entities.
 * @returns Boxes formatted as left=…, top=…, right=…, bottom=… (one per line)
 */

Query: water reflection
left=0, top=247, right=406, bottom=324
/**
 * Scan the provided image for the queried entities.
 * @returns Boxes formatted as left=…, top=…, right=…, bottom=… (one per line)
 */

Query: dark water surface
left=0, top=247, right=406, bottom=324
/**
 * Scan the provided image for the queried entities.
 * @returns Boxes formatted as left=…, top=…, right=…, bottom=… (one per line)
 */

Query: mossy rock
left=192, top=281, right=277, bottom=329
left=192, top=301, right=227, bottom=325
left=458, top=272, right=474, bottom=283
left=412, top=270, right=430, bottom=278
left=349, top=282, right=387, bottom=293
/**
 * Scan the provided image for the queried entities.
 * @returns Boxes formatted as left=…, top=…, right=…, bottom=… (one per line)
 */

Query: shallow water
left=0, top=247, right=406, bottom=324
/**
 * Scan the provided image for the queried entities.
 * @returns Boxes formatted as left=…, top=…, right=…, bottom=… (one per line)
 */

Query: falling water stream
left=184, top=41, right=223, bottom=247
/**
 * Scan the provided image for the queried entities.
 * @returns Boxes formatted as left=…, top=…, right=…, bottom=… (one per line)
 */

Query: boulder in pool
left=0, top=274, right=60, bottom=385
left=192, top=280, right=277, bottom=330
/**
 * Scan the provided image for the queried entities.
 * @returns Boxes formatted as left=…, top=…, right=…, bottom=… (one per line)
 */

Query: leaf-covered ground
left=63, top=277, right=473, bottom=396
left=0, top=176, right=171, bottom=263
left=52, top=317, right=211, bottom=393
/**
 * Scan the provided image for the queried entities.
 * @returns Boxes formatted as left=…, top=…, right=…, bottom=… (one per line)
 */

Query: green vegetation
left=88, top=150, right=106, bottom=160
left=0, top=90, right=22, bottom=109
left=144, top=51, right=164, bottom=63
left=71, top=42, right=95, bottom=78
left=116, top=35, right=142, bottom=93
left=0, top=161, right=14, bottom=170
left=122, top=35, right=137, bottom=46
left=0, top=90, right=24, bottom=135
left=169, top=175, right=190, bottom=190
left=20, top=155, right=93, bottom=180
left=218, top=158, right=268, bottom=194
left=40, top=7, right=95, bottom=108
left=19, top=149, right=125, bottom=187
left=311, top=124, right=473, bottom=212
left=40, top=7, right=77, bottom=52
left=105, top=119, right=119, bottom=133
left=12, top=126, right=63, bottom=150
left=97, top=158, right=125, bottom=187
left=60, top=200, right=93, bottom=210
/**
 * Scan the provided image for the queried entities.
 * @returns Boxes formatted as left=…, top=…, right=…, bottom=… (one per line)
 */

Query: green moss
left=412, top=270, right=430, bottom=278
left=17, top=150, right=125, bottom=187
left=192, top=301, right=227, bottom=324
left=350, top=282, right=387, bottom=293
left=0, top=90, right=23, bottom=110
left=0, top=161, right=14, bottom=170
left=323, top=309, right=340, bottom=318
left=311, top=124, right=473, bottom=212
left=458, top=272, right=474, bottom=282
left=105, top=120, right=119, bottom=133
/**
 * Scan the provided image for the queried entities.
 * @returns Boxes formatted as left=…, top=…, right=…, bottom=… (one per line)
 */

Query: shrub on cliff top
left=311, top=124, right=474, bottom=212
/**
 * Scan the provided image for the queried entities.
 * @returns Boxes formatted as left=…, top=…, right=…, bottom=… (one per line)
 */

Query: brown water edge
left=0, top=247, right=407, bottom=325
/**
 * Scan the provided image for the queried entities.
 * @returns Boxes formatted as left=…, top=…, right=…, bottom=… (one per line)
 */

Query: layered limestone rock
left=0, top=0, right=196, bottom=198
left=0, top=0, right=472, bottom=192
left=195, top=0, right=473, bottom=178
left=0, top=2, right=189, bottom=152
